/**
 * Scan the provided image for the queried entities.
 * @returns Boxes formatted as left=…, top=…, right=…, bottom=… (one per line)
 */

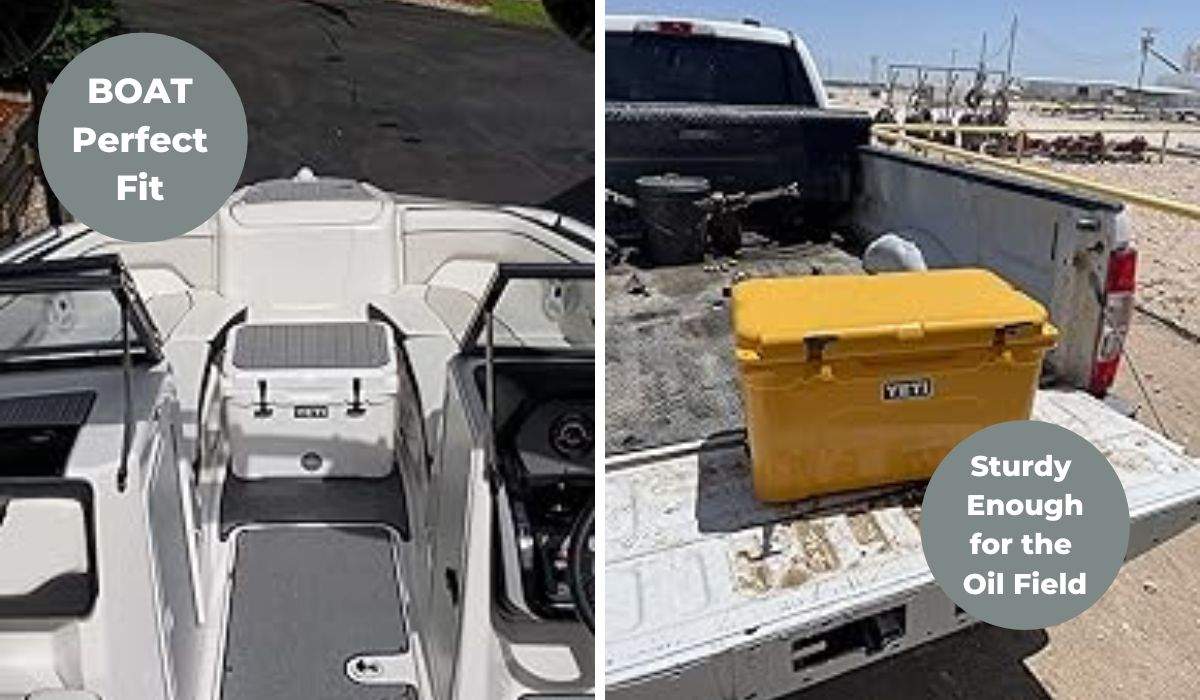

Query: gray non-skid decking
left=221, top=526, right=412, bottom=700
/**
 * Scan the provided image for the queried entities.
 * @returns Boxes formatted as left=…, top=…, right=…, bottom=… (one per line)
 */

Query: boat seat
left=0, top=500, right=87, bottom=596
left=0, top=483, right=96, bottom=619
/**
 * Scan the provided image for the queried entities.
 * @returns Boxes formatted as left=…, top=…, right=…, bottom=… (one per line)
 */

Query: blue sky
left=605, top=1, right=1198, bottom=83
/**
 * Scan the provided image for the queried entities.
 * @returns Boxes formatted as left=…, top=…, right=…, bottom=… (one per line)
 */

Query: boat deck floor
left=220, top=526, right=416, bottom=700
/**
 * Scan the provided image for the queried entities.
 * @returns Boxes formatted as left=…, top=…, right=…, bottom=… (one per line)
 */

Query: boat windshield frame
left=0, top=254, right=164, bottom=369
left=459, top=262, right=595, bottom=358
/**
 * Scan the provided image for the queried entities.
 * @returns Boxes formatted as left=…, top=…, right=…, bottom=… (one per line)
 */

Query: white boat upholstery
left=216, top=180, right=401, bottom=306
left=0, top=500, right=87, bottom=598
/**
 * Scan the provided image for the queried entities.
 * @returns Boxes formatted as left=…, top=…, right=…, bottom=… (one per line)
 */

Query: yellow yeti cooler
left=733, top=269, right=1058, bottom=503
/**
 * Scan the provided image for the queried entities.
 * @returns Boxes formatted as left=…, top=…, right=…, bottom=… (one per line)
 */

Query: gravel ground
left=1113, top=312, right=1200, bottom=454
left=1009, top=111, right=1200, bottom=152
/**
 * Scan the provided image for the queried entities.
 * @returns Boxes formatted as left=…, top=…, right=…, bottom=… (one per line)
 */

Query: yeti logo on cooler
left=294, top=405, right=330, bottom=419
left=883, top=378, right=933, bottom=401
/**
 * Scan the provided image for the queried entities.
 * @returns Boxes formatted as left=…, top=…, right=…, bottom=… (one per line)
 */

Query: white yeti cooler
left=222, top=322, right=398, bottom=479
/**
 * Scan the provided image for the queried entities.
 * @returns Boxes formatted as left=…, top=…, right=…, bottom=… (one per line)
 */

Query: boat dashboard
left=478, top=359, right=595, bottom=629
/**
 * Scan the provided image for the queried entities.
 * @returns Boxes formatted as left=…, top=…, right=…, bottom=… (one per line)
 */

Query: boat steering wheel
left=567, top=498, right=595, bottom=633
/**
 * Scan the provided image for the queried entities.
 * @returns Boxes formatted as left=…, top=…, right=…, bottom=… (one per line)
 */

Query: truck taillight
left=1106, top=245, right=1137, bottom=293
left=1089, top=247, right=1137, bottom=396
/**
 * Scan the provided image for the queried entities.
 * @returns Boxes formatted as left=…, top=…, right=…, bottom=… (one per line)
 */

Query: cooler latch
left=993, top=322, right=1037, bottom=346
left=347, top=377, right=366, bottom=417
left=804, top=335, right=838, bottom=380
left=993, top=322, right=1037, bottom=364
left=254, top=379, right=273, bottom=418
left=804, top=335, right=837, bottom=362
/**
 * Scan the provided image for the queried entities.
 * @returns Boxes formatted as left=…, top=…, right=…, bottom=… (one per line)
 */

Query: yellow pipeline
left=873, top=129, right=1200, bottom=223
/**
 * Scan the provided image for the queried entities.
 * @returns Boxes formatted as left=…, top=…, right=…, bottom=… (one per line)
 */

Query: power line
left=987, top=33, right=1010, bottom=63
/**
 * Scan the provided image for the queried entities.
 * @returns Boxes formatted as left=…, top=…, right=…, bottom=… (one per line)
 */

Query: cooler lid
left=733, top=269, right=1057, bottom=363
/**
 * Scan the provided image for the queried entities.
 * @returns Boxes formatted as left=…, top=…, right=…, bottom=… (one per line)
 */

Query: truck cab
left=605, top=15, right=871, bottom=241
left=606, top=15, right=828, bottom=108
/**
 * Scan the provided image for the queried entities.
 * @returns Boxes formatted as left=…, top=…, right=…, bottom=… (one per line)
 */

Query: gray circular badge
left=38, top=33, right=247, bottom=241
left=921, top=420, right=1129, bottom=629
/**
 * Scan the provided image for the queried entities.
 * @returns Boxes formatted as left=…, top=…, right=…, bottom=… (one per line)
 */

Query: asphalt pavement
left=117, top=0, right=594, bottom=221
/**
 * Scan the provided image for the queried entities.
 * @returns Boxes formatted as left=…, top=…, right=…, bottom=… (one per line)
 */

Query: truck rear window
left=606, top=32, right=817, bottom=106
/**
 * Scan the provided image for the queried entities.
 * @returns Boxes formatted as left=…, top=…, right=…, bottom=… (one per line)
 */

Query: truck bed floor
left=605, top=238, right=862, bottom=454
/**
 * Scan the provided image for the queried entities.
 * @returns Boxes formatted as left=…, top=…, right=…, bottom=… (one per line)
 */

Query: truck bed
left=605, top=391, right=1200, bottom=695
left=606, top=146, right=1134, bottom=457
left=605, top=236, right=863, bottom=453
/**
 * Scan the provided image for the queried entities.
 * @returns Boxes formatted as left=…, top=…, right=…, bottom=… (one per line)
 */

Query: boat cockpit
left=0, top=174, right=595, bottom=700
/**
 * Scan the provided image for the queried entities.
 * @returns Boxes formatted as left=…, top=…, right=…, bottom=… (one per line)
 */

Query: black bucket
left=635, top=174, right=711, bottom=266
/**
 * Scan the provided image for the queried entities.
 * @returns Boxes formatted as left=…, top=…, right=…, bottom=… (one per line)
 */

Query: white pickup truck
left=604, top=15, right=1200, bottom=699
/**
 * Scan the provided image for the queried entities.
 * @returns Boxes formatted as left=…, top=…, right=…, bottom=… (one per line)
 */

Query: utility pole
left=1004, top=15, right=1018, bottom=86
left=870, top=55, right=880, bottom=86
left=979, top=32, right=988, bottom=71
left=1138, top=27, right=1156, bottom=91
left=1138, top=27, right=1156, bottom=112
